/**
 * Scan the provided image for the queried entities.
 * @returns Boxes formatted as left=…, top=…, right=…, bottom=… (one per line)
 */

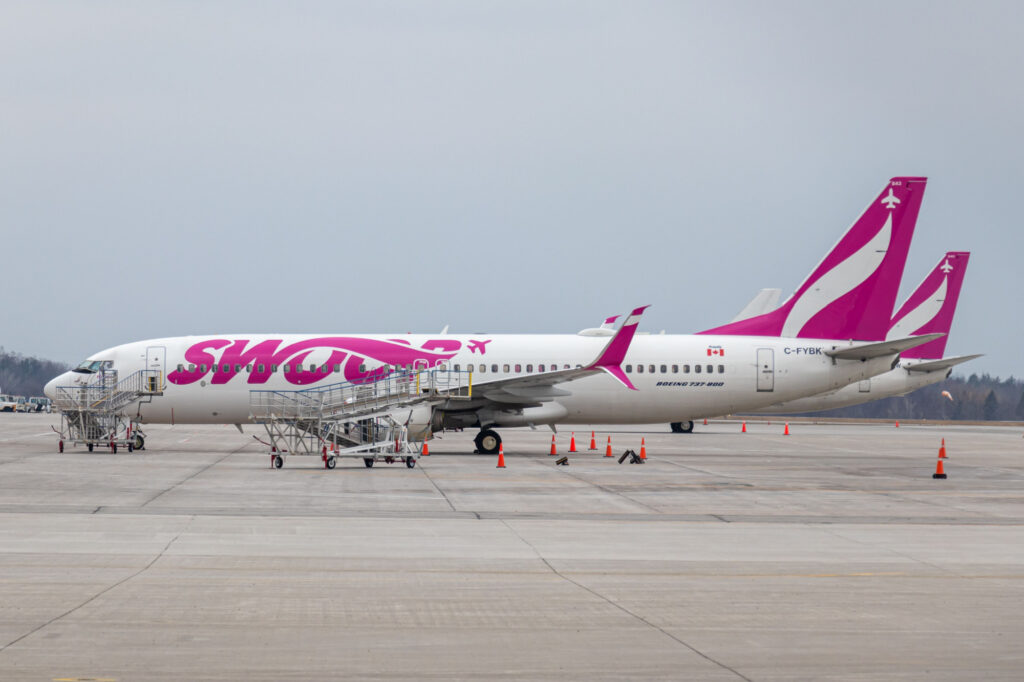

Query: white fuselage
left=47, top=332, right=900, bottom=428
left=752, top=360, right=951, bottom=415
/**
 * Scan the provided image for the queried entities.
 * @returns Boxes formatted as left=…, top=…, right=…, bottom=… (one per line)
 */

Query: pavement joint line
left=417, top=465, right=458, bottom=513
left=139, top=443, right=247, bottom=508
left=0, top=515, right=195, bottom=655
left=499, top=518, right=753, bottom=682
left=550, top=461, right=664, bottom=514
left=816, top=524, right=964, bottom=578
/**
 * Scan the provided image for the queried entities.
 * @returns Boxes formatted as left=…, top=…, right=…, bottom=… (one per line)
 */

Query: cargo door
left=756, top=348, right=774, bottom=392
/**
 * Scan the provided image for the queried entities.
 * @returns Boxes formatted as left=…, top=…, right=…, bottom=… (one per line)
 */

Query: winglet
left=587, top=305, right=649, bottom=390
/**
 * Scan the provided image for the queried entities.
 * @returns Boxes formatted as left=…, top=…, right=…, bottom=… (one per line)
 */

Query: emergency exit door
left=756, top=348, right=774, bottom=392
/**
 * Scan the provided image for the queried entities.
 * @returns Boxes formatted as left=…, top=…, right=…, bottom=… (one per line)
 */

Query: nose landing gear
left=670, top=421, right=695, bottom=434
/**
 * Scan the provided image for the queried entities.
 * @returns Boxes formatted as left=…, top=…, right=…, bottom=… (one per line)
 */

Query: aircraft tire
left=670, top=421, right=695, bottom=434
left=474, top=429, right=501, bottom=455
left=406, top=457, right=416, bottom=469
left=273, top=455, right=284, bottom=469
left=133, top=435, right=145, bottom=450
left=88, top=444, right=93, bottom=452
left=364, top=458, right=374, bottom=468
left=326, top=456, right=336, bottom=469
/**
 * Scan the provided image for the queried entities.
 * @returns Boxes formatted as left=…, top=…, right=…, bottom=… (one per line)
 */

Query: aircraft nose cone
left=43, top=373, right=66, bottom=401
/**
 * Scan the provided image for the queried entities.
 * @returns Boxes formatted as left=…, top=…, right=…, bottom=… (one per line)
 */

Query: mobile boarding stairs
left=51, top=369, right=163, bottom=453
left=249, top=367, right=473, bottom=469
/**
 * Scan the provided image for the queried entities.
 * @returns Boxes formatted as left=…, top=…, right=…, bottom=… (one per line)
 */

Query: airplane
left=45, top=177, right=938, bottom=456
left=748, top=251, right=979, bottom=415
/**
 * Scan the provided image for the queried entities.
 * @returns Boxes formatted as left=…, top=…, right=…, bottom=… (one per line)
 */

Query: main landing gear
left=474, top=428, right=502, bottom=455
left=670, top=421, right=695, bottom=434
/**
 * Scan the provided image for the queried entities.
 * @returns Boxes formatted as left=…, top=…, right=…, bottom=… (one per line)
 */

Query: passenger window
left=576, top=364, right=582, bottom=369
left=176, top=364, right=184, bottom=373
left=359, top=364, right=367, bottom=372
left=683, top=364, right=690, bottom=373
left=257, top=364, right=264, bottom=373
left=625, top=364, right=632, bottom=373
left=283, top=364, right=290, bottom=372
left=223, top=364, right=231, bottom=373
left=234, top=364, right=242, bottom=373
left=695, top=364, right=701, bottom=374
left=706, top=365, right=713, bottom=373
left=492, top=364, right=499, bottom=373
left=538, top=364, right=545, bottom=372
left=200, top=364, right=207, bottom=373
left=660, top=365, right=667, bottom=373
left=454, top=364, right=460, bottom=372
left=246, top=364, right=252, bottom=372
left=479, top=364, right=486, bottom=373
left=672, top=364, right=678, bottom=373
left=515, top=364, right=521, bottom=372
left=503, top=364, right=510, bottom=373
left=649, top=365, right=655, bottom=374
left=718, top=364, right=725, bottom=373
left=334, top=364, right=341, bottom=373
left=564, top=364, right=570, bottom=370
left=188, top=364, right=196, bottom=372
left=526, top=364, right=533, bottom=372
left=637, top=365, right=644, bottom=374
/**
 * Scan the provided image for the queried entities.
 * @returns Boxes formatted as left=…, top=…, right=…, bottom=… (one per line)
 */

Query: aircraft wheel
left=326, top=456, right=336, bottom=469
left=273, top=455, right=284, bottom=469
left=88, top=444, right=94, bottom=452
left=670, top=421, right=695, bottom=434
left=474, top=429, right=501, bottom=455
left=364, top=458, right=374, bottom=468
left=405, top=457, right=416, bottom=469
left=133, top=435, right=145, bottom=450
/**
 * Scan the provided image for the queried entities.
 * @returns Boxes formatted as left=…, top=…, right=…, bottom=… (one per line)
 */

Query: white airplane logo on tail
left=940, top=259, right=954, bottom=274
left=881, top=187, right=901, bottom=210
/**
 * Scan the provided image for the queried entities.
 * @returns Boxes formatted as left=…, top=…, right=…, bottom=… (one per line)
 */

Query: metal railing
left=249, top=368, right=472, bottom=423
left=52, top=369, right=164, bottom=415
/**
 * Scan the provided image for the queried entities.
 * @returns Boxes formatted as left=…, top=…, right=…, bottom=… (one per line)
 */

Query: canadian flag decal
left=707, top=346, right=725, bottom=357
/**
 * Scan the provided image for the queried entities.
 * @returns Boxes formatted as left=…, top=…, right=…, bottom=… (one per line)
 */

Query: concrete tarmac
left=1, top=413, right=1023, bottom=680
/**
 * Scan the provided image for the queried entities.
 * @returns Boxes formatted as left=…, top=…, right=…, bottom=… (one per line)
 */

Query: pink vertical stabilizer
left=700, top=177, right=927, bottom=341
left=888, top=251, right=970, bottom=359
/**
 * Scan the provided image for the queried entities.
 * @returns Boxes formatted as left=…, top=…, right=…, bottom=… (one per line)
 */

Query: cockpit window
left=73, top=360, right=107, bottom=373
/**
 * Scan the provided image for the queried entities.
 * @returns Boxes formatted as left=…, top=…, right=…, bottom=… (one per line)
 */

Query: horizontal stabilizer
left=731, top=288, right=782, bottom=322
left=905, top=354, right=983, bottom=373
left=825, top=333, right=945, bottom=361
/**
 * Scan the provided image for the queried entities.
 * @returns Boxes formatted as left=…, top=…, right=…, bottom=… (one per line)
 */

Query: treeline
left=786, top=373, right=1024, bottom=421
left=0, top=349, right=70, bottom=397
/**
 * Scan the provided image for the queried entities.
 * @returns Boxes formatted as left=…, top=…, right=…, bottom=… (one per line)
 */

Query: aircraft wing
left=439, top=306, right=649, bottom=404
left=824, top=333, right=945, bottom=361
left=904, top=354, right=983, bottom=373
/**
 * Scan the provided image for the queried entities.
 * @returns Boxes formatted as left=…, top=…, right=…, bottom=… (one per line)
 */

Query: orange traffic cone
left=589, top=431, right=597, bottom=451
left=895, top=421, right=900, bottom=428
left=496, top=443, right=506, bottom=468
left=550, top=435, right=557, bottom=456
left=784, top=422, right=790, bottom=436
left=938, top=438, right=947, bottom=459
left=933, top=458, right=947, bottom=479
left=605, top=436, right=613, bottom=457
left=703, top=418, right=708, bottom=425
left=741, top=421, right=747, bottom=433
left=569, top=432, right=577, bottom=453
left=422, top=440, right=429, bottom=456
left=639, top=437, right=647, bottom=459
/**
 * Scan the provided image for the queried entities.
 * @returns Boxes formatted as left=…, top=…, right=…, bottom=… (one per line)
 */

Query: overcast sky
left=2, top=1, right=1021, bottom=378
